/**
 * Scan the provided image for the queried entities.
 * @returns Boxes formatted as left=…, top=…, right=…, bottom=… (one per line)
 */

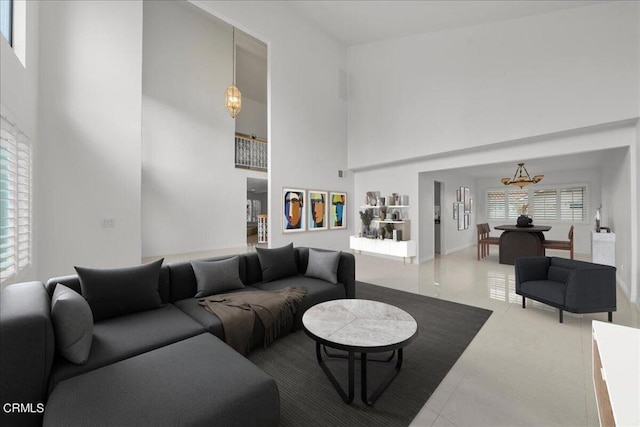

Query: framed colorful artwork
left=283, top=188, right=305, bottom=233
left=308, top=190, right=329, bottom=231
left=329, top=192, right=347, bottom=229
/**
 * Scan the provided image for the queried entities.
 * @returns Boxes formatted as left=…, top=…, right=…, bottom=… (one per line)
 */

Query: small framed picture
left=464, top=187, right=470, bottom=212
left=457, top=203, right=465, bottom=230
left=283, top=188, right=305, bottom=233
left=329, top=192, right=347, bottom=229
left=308, top=190, right=328, bottom=231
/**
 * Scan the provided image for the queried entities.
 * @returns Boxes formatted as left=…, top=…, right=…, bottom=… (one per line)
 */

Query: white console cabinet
left=349, top=236, right=416, bottom=264
left=592, top=321, right=639, bottom=427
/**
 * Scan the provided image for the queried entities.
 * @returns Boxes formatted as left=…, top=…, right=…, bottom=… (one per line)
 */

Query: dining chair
left=543, top=225, right=574, bottom=259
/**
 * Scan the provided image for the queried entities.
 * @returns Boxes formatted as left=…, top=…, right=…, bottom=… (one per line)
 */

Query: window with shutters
left=487, top=190, right=505, bottom=220
left=1, top=109, right=31, bottom=283
left=486, top=185, right=587, bottom=223
left=560, top=187, right=586, bottom=221
left=486, top=189, right=528, bottom=220
left=507, top=189, right=528, bottom=220
left=533, top=189, right=557, bottom=220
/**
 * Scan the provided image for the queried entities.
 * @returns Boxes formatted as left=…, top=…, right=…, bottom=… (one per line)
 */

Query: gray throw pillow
left=191, top=256, right=245, bottom=297
left=51, top=284, right=93, bottom=365
left=75, top=258, right=164, bottom=322
left=305, top=249, right=341, bottom=284
left=256, top=243, right=298, bottom=282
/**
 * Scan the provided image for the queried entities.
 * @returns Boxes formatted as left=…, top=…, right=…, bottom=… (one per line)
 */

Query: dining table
left=494, top=224, right=552, bottom=265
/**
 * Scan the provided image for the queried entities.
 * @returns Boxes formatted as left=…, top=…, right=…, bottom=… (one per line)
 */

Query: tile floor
left=145, top=245, right=639, bottom=427
left=354, top=247, right=638, bottom=427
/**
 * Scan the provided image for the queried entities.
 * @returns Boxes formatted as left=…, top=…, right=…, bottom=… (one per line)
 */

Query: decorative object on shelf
left=595, top=204, right=602, bottom=232
left=516, top=204, right=533, bottom=227
left=365, top=191, right=380, bottom=206
left=379, top=205, right=388, bottom=220
left=225, top=27, right=242, bottom=118
left=359, top=208, right=374, bottom=237
left=283, top=188, right=305, bottom=233
left=308, top=190, right=328, bottom=231
left=500, top=163, right=543, bottom=188
left=384, top=223, right=395, bottom=239
left=329, top=192, right=346, bottom=229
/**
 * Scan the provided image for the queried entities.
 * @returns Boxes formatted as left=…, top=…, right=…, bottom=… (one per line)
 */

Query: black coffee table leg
left=361, top=348, right=404, bottom=406
left=316, top=342, right=354, bottom=403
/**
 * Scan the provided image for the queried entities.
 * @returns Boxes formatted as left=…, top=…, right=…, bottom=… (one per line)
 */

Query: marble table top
left=302, top=299, right=418, bottom=349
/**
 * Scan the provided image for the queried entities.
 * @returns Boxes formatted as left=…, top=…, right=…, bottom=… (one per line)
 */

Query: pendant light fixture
left=225, top=26, right=241, bottom=118
left=500, top=163, right=544, bottom=188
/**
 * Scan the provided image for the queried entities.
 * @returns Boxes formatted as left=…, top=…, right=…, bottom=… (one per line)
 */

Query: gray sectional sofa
left=0, top=245, right=355, bottom=427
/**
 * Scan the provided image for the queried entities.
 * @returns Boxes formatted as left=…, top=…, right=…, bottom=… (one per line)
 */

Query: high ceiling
left=446, top=149, right=621, bottom=180
left=287, top=0, right=606, bottom=46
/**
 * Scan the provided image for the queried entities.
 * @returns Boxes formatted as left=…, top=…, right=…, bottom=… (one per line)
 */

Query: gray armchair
left=515, top=256, right=616, bottom=323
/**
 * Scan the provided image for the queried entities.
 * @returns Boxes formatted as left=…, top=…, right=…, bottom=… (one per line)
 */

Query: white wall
left=142, top=1, right=247, bottom=257
left=36, top=1, right=143, bottom=278
left=236, top=44, right=267, bottom=139
left=601, top=148, right=633, bottom=300
left=236, top=97, right=267, bottom=140
left=0, top=1, right=39, bottom=287
left=191, top=1, right=353, bottom=251
left=348, top=1, right=640, bottom=170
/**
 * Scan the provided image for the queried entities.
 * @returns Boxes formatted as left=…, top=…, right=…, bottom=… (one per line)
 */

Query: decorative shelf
left=376, top=220, right=405, bottom=224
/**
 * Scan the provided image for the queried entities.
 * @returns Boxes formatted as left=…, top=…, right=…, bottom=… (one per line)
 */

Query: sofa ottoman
left=44, top=333, right=280, bottom=427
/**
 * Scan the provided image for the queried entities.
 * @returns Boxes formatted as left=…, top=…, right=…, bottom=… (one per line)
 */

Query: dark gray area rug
left=248, top=281, right=492, bottom=427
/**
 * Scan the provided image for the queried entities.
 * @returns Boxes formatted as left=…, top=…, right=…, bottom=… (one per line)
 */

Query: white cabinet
left=592, top=321, right=639, bottom=427
left=591, top=231, right=615, bottom=267
left=350, top=236, right=416, bottom=264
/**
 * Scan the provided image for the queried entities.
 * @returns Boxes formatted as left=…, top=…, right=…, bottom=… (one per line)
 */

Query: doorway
left=434, top=181, right=442, bottom=254
left=247, top=178, right=268, bottom=246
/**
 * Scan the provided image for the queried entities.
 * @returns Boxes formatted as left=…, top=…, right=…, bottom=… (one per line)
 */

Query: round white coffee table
left=302, top=299, right=418, bottom=405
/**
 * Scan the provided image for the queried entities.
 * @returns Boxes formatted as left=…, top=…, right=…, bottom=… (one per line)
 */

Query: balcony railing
left=235, top=133, right=267, bottom=172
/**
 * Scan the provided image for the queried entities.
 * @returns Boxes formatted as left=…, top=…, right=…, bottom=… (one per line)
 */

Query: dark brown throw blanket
left=198, top=287, right=307, bottom=355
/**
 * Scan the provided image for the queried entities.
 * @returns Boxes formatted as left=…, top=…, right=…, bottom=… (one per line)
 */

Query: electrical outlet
left=102, top=218, right=115, bottom=229
left=619, top=264, right=624, bottom=273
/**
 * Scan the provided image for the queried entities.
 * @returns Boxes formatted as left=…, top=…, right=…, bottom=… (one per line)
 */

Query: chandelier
left=500, top=163, right=544, bottom=188
left=225, top=27, right=241, bottom=118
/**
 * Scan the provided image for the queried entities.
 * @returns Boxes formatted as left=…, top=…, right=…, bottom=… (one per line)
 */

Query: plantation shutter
left=487, top=191, right=505, bottom=220
left=0, top=110, right=31, bottom=282
left=560, top=187, right=586, bottom=221
left=533, top=189, right=557, bottom=220
left=507, top=189, right=528, bottom=220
